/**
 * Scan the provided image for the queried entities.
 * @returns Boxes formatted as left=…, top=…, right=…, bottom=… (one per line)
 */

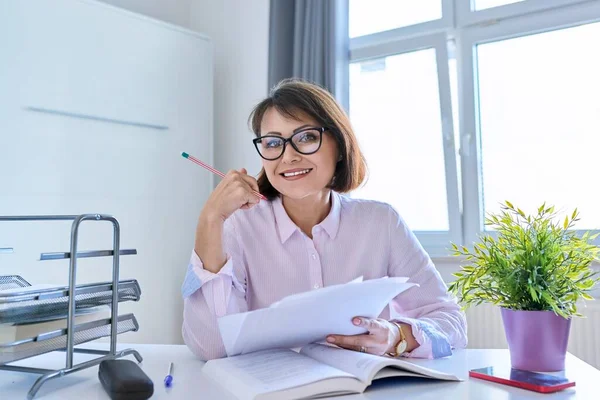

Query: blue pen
left=164, top=362, right=174, bottom=387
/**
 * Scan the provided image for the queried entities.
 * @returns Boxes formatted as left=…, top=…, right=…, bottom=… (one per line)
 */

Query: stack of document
left=218, top=277, right=416, bottom=356
left=0, top=284, right=112, bottom=345
left=0, top=278, right=140, bottom=346
left=1, top=306, right=110, bottom=345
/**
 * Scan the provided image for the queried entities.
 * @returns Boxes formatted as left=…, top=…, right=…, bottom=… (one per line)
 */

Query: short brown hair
left=249, top=79, right=367, bottom=200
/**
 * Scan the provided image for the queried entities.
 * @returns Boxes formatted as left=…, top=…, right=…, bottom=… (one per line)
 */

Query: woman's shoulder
left=337, top=193, right=399, bottom=221
left=337, top=194, right=414, bottom=240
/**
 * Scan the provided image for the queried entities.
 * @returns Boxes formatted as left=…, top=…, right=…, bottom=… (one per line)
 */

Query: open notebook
left=203, top=343, right=461, bottom=400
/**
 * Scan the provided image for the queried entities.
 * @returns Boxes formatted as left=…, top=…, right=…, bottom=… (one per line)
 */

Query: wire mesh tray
left=0, top=275, right=31, bottom=291
left=0, top=280, right=141, bottom=324
left=0, top=313, right=139, bottom=365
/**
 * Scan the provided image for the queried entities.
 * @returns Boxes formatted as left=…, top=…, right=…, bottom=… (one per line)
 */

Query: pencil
left=181, top=152, right=267, bottom=201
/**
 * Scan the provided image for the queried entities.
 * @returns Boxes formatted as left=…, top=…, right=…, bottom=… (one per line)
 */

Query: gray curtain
left=268, top=0, right=349, bottom=110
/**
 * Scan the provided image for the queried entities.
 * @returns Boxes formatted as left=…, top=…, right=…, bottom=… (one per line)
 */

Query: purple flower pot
left=501, top=308, right=571, bottom=372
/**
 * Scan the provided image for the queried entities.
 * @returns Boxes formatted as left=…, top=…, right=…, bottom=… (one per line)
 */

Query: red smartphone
left=469, top=367, right=575, bottom=393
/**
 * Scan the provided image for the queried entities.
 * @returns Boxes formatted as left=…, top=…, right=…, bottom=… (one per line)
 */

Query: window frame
left=349, top=0, right=455, bottom=48
left=456, top=0, right=593, bottom=27
left=350, top=33, right=462, bottom=256
left=458, top=0, right=600, bottom=245
left=349, top=0, right=600, bottom=256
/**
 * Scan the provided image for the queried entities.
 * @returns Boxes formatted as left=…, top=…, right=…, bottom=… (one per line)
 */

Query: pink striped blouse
left=182, top=191, right=467, bottom=361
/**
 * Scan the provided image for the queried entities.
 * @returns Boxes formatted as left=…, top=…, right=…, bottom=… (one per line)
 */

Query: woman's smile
left=280, top=168, right=313, bottom=180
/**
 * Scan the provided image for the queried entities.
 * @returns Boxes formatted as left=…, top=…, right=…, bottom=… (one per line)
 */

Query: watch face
left=397, top=340, right=408, bottom=354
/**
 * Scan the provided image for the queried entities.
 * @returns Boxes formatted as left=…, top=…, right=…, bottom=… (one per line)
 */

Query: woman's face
left=259, top=107, right=339, bottom=200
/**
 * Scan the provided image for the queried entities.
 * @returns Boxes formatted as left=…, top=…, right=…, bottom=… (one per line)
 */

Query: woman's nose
left=281, top=142, right=301, bottom=163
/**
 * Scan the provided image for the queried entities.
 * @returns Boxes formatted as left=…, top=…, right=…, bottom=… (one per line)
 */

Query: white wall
left=99, top=0, right=270, bottom=176
left=189, top=0, right=269, bottom=177
left=1, top=0, right=213, bottom=346
left=98, top=0, right=192, bottom=28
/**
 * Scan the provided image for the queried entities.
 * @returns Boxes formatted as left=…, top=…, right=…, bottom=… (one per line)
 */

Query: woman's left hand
left=326, top=317, right=402, bottom=356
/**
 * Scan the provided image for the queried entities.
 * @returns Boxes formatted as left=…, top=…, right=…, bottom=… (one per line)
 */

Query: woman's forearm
left=194, top=212, right=227, bottom=274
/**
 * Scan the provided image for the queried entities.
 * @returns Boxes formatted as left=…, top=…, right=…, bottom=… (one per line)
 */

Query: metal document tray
left=0, top=313, right=139, bottom=365
left=0, top=280, right=141, bottom=324
left=0, top=275, right=31, bottom=291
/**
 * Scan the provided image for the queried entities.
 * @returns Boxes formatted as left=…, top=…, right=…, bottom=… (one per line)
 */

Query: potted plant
left=449, top=201, right=600, bottom=372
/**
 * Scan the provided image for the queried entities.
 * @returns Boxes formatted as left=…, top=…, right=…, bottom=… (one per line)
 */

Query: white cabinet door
left=0, top=0, right=213, bottom=344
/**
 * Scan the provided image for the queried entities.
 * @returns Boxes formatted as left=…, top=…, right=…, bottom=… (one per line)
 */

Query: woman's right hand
left=201, top=168, right=262, bottom=223
left=194, top=168, right=261, bottom=274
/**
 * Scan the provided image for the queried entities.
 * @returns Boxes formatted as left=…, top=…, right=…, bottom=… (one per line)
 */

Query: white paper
left=218, top=277, right=416, bottom=356
left=207, top=349, right=354, bottom=391
left=269, top=275, right=364, bottom=309
left=300, top=343, right=386, bottom=383
left=300, top=343, right=460, bottom=383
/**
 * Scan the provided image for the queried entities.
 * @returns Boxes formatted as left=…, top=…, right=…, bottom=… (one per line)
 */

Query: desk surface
left=1, top=344, right=599, bottom=399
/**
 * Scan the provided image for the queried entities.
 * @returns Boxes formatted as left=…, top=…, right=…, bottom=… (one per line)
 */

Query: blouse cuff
left=181, top=250, right=238, bottom=298
left=394, top=317, right=452, bottom=359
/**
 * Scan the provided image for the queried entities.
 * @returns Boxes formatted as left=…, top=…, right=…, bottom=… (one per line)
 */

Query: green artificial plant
left=449, top=201, right=600, bottom=318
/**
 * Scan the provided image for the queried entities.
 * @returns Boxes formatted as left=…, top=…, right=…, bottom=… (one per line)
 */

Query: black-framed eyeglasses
left=252, top=127, right=327, bottom=161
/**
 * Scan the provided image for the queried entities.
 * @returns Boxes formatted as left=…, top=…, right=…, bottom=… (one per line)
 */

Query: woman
left=182, top=79, right=467, bottom=361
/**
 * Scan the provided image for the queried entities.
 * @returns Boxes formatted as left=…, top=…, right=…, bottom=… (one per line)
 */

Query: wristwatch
left=387, top=321, right=408, bottom=357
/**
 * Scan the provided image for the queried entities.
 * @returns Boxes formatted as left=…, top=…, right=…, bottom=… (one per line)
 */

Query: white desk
left=1, top=344, right=598, bottom=399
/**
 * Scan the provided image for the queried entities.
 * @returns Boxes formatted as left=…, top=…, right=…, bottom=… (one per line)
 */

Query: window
left=349, top=0, right=443, bottom=38
left=349, top=0, right=600, bottom=255
left=477, top=22, right=600, bottom=230
left=349, top=50, right=449, bottom=231
left=474, top=0, right=524, bottom=10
